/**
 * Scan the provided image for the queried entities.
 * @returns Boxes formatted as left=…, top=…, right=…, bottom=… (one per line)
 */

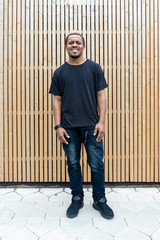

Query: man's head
left=65, top=33, right=85, bottom=59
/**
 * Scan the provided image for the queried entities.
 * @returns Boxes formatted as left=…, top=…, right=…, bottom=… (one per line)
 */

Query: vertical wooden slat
left=35, top=0, right=39, bottom=181
left=108, top=0, right=112, bottom=181
left=138, top=0, right=142, bottom=181
left=82, top=1, right=86, bottom=58
left=150, top=0, right=154, bottom=181
left=154, top=0, right=159, bottom=182
left=39, top=0, right=43, bottom=182
left=113, top=0, right=117, bottom=182
left=129, top=0, right=134, bottom=181
left=95, top=0, right=99, bottom=63
left=142, top=0, right=146, bottom=181
left=104, top=0, right=108, bottom=182
left=117, top=0, right=121, bottom=182
left=134, top=0, right=138, bottom=182
left=9, top=0, right=13, bottom=182
left=0, top=0, right=4, bottom=181
left=4, top=0, right=9, bottom=182
left=91, top=0, right=94, bottom=62
left=125, top=0, right=129, bottom=182
left=17, top=0, right=21, bottom=181
left=48, top=0, right=52, bottom=182
left=146, top=0, right=150, bottom=182
left=52, top=0, right=57, bottom=182
left=121, top=0, right=125, bottom=182
left=13, top=0, right=17, bottom=182
left=159, top=0, right=160, bottom=182
left=22, top=0, right=26, bottom=181
left=44, top=0, right=48, bottom=181
left=30, top=0, right=35, bottom=182
left=26, top=0, right=30, bottom=182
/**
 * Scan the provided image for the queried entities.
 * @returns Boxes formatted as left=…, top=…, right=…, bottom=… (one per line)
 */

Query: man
left=49, top=33, right=114, bottom=219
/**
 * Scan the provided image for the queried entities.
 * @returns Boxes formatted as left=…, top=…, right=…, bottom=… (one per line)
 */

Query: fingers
left=96, top=130, right=104, bottom=142
left=58, top=130, right=70, bottom=144
left=93, top=126, right=98, bottom=136
left=64, top=130, right=70, bottom=139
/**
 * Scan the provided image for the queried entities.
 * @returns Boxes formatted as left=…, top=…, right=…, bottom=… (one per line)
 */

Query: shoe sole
left=66, top=203, right=84, bottom=218
left=93, top=203, right=114, bottom=220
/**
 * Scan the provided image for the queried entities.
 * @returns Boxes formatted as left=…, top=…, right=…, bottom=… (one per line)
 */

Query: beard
left=70, top=55, right=81, bottom=58
left=69, top=51, right=82, bottom=59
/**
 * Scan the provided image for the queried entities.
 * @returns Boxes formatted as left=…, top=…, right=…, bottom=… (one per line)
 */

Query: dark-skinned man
left=49, top=33, right=114, bottom=219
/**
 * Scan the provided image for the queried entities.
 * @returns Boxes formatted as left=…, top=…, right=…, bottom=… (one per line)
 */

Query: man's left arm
left=94, top=89, right=106, bottom=142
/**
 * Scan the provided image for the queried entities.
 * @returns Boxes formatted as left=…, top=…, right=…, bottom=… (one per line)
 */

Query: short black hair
left=65, top=33, right=85, bottom=46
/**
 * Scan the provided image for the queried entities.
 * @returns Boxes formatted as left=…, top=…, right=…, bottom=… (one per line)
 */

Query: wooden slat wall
left=0, top=0, right=160, bottom=182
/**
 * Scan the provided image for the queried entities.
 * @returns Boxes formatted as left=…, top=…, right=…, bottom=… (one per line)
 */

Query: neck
left=68, top=56, right=86, bottom=65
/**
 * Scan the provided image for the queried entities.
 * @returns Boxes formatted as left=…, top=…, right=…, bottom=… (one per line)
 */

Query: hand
left=93, top=122, right=105, bottom=142
left=56, top=127, right=70, bottom=144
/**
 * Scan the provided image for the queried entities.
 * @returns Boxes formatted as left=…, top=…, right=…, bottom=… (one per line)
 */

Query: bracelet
left=54, top=124, right=62, bottom=130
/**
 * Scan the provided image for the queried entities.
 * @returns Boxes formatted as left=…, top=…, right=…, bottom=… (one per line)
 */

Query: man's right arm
left=53, top=95, right=70, bottom=144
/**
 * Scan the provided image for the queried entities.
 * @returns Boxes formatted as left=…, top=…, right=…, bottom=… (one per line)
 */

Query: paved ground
left=0, top=186, right=160, bottom=239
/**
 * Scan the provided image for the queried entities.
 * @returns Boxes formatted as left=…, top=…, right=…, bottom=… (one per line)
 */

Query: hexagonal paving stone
left=126, top=217, right=160, bottom=235
left=0, top=219, right=26, bottom=238
left=93, top=218, right=126, bottom=236
left=40, top=188, right=63, bottom=197
left=77, top=227, right=114, bottom=240
left=49, top=192, right=71, bottom=201
left=139, top=206, right=160, bottom=217
left=7, top=201, right=45, bottom=219
left=0, top=188, right=14, bottom=196
left=107, top=192, right=129, bottom=201
left=113, top=188, right=136, bottom=194
left=151, top=227, right=160, bottom=240
left=0, top=192, right=22, bottom=201
left=61, top=218, right=93, bottom=236
left=128, top=192, right=154, bottom=201
left=0, top=205, right=14, bottom=219
left=115, top=227, right=150, bottom=240
left=22, top=192, right=49, bottom=201
left=2, top=227, right=38, bottom=240
left=105, top=187, right=112, bottom=194
left=146, top=201, right=160, bottom=209
left=15, top=188, right=39, bottom=196
left=39, top=227, right=76, bottom=240
left=153, top=193, right=160, bottom=201
left=135, top=188, right=159, bottom=195
left=118, top=201, right=147, bottom=212
left=26, top=219, right=60, bottom=237
left=35, top=201, right=65, bottom=219
left=113, top=204, right=139, bottom=218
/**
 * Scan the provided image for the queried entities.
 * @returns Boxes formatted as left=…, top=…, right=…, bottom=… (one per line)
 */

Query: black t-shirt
left=49, top=59, right=108, bottom=129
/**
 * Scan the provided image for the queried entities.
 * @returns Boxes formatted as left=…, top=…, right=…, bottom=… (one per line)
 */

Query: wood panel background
left=0, top=0, right=159, bottom=182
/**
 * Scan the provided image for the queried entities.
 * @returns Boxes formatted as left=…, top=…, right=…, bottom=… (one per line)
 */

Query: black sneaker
left=66, top=196, right=84, bottom=218
left=93, top=197, right=114, bottom=219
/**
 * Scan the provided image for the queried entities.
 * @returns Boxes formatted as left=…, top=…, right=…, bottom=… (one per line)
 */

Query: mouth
left=71, top=48, right=79, bottom=53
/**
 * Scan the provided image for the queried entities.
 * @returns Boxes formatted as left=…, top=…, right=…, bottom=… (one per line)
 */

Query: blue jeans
left=63, top=128, right=105, bottom=200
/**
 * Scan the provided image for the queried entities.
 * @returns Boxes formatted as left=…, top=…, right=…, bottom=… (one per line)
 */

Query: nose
left=72, top=42, right=78, bottom=47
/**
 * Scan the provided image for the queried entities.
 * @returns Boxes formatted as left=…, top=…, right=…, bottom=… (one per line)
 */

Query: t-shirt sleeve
left=48, top=72, right=61, bottom=96
left=96, top=65, right=108, bottom=92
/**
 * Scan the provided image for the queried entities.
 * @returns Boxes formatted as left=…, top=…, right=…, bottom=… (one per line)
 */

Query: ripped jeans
left=63, top=128, right=105, bottom=200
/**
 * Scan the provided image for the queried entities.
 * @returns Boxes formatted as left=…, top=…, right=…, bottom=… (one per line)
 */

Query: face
left=65, top=35, right=85, bottom=58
